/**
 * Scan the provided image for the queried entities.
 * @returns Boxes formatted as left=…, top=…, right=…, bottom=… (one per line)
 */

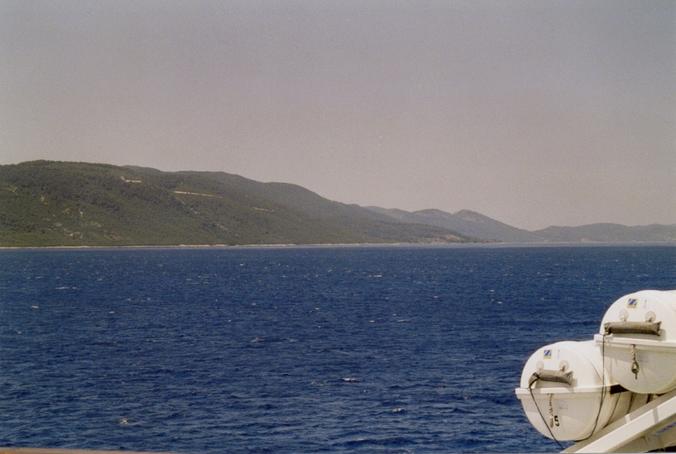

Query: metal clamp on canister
left=603, top=321, right=661, bottom=336
left=529, top=369, right=574, bottom=387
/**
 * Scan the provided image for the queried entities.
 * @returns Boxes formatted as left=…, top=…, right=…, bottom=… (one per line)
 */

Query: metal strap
left=603, top=321, right=661, bottom=336
left=529, top=370, right=574, bottom=387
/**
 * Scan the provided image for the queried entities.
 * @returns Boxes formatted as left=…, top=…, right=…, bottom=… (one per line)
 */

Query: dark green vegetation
left=3, top=161, right=673, bottom=247
left=0, top=161, right=468, bottom=247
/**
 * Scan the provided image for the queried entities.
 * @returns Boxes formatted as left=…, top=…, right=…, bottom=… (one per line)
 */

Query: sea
left=0, top=244, right=674, bottom=453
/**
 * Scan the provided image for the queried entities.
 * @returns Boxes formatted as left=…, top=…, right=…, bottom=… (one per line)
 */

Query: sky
left=1, top=0, right=674, bottom=230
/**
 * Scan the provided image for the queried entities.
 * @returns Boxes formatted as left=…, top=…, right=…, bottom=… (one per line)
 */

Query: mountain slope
left=0, top=161, right=468, bottom=246
left=367, top=207, right=676, bottom=243
left=367, top=207, right=539, bottom=242
left=533, top=223, right=676, bottom=243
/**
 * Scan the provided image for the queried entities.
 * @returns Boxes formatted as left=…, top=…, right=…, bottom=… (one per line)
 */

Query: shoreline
left=0, top=241, right=674, bottom=251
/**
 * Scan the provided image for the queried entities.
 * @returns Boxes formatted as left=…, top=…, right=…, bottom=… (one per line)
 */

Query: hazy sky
left=1, top=0, right=674, bottom=229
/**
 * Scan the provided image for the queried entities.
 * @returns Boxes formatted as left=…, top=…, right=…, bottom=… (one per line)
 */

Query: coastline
left=1, top=241, right=674, bottom=251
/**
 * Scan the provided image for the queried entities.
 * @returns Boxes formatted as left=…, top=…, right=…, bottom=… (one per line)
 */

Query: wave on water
left=0, top=245, right=673, bottom=452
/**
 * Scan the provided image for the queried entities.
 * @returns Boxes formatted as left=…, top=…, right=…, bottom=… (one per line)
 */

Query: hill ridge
left=2, top=161, right=674, bottom=246
left=367, top=206, right=676, bottom=243
left=0, top=161, right=469, bottom=247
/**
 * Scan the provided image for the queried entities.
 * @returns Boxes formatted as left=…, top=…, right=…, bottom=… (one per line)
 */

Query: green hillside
left=0, top=161, right=468, bottom=247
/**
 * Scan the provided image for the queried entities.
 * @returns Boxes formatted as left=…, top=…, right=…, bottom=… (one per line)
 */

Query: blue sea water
left=0, top=244, right=674, bottom=453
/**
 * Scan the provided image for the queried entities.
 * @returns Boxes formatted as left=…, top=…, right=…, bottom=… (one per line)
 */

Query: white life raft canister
left=596, top=289, right=676, bottom=394
left=515, top=340, right=631, bottom=441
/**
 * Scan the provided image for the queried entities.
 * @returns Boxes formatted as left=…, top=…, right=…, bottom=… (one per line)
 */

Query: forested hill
left=0, top=161, right=468, bottom=247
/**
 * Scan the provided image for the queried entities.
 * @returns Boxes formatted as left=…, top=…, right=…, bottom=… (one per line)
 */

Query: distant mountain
left=3, top=161, right=673, bottom=247
left=366, top=207, right=540, bottom=242
left=0, top=161, right=468, bottom=247
left=367, top=207, right=676, bottom=243
left=533, top=223, right=676, bottom=243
